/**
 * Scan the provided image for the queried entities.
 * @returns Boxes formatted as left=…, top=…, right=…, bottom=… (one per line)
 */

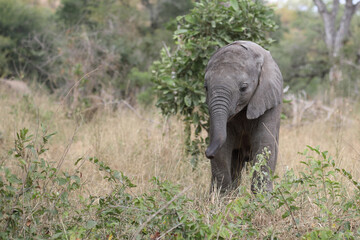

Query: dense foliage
left=152, top=0, right=278, bottom=164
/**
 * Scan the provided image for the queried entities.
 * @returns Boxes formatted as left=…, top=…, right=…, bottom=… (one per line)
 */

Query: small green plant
left=300, top=146, right=359, bottom=232
left=270, top=146, right=360, bottom=238
left=0, top=126, right=83, bottom=238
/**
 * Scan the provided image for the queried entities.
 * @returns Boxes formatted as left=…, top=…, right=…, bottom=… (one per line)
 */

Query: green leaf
left=85, top=220, right=97, bottom=229
left=185, top=15, right=196, bottom=24
left=233, top=26, right=246, bottom=32
left=230, top=0, right=239, bottom=11
left=184, top=95, right=192, bottom=107
left=282, top=211, right=290, bottom=219
left=74, top=157, right=83, bottom=166
left=50, top=232, right=63, bottom=239
left=7, top=174, right=21, bottom=184
left=174, top=29, right=188, bottom=35
left=18, top=158, right=26, bottom=166
left=57, top=178, right=68, bottom=186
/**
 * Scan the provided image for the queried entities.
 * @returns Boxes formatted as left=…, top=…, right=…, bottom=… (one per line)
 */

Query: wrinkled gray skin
left=204, top=41, right=283, bottom=194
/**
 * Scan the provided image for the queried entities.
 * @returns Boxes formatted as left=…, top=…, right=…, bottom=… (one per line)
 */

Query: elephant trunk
left=205, top=91, right=231, bottom=159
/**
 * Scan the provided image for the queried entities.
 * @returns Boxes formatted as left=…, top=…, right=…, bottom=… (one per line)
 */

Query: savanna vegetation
left=1, top=0, right=360, bottom=239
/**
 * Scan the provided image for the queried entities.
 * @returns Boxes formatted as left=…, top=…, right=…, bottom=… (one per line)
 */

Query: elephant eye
left=204, top=85, right=208, bottom=92
left=240, top=84, right=248, bottom=92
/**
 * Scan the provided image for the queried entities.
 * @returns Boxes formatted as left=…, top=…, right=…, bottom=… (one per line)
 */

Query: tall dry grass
left=2, top=88, right=360, bottom=238
left=1, top=89, right=359, bottom=197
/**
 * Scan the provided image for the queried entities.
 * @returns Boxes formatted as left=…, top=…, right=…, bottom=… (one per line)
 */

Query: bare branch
left=332, top=0, right=340, bottom=17
left=334, top=0, right=359, bottom=56
left=356, top=1, right=360, bottom=10
left=313, top=0, right=335, bottom=51
left=131, top=185, right=192, bottom=239
left=313, top=0, right=359, bottom=57
left=162, top=41, right=171, bottom=58
left=346, top=0, right=355, bottom=6
left=341, top=59, right=360, bottom=70
left=313, top=0, right=328, bottom=13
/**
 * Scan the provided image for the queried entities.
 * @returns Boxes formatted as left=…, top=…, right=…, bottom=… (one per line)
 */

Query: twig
left=56, top=124, right=80, bottom=170
left=118, top=100, right=144, bottom=119
left=81, top=99, right=159, bottom=124
left=55, top=67, right=101, bottom=115
left=43, top=124, right=80, bottom=193
left=261, top=122, right=282, bottom=163
left=108, top=205, right=153, bottom=213
left=59, top=216, right=69, bottom=240
left=341, top=59, right=360, bottom=70
left=343, top=140, right=360, bottom=162
left=131, top=185, right=192, bottom=239
left=118, top=100, right=159, bottom=124
left=162, top=41, right=171, bottom=58
left=158, top=222, right=183, bottom=239
left=277, top=188, right=299, bottom=231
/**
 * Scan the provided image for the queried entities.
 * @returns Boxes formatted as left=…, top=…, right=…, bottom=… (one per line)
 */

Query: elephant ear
left=246, top=49, right=283, bottom=120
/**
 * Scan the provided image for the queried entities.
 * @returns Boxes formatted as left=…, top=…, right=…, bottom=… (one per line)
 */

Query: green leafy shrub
left=151, top=0, right=278, bottom=164
left=0, top=0, right=54, bottom=80
left=0, top=126, right=79, bottom=238
left=270, top=146, right=360, bottom=238
left=56, top=0, right=92, bottom=27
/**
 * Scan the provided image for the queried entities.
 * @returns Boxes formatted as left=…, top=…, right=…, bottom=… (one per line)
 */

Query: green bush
left=0, top=127, right=77, bottom=238
left=151, top=0, right=278, bottom=165
left=56, top=0, right=92, bottom=27
left=0, top=0, right=54, bottom=80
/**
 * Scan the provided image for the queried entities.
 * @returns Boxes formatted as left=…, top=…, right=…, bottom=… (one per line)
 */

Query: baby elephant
left=204, top=41, right=283, bottom=194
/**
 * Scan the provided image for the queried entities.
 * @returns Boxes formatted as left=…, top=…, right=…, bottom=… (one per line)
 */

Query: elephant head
left=204, top=41, right=283, bottom=159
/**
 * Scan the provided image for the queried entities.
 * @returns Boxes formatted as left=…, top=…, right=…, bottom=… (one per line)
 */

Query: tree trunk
left=329, top=63, right=343, bottom=96
left=313, top=0, right=360, bottom=96
left=141, top=0, right=158, bottom=30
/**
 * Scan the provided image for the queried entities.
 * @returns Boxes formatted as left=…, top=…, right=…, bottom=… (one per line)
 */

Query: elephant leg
left=250, top=108, right=280, bottom=193
left=250, top=140, right=277, bottom=193
left=210, top=130, right=235, bottom=194
left=230, top=149, right=245, bottom=189
left=230, top=132, right=251, bottom=189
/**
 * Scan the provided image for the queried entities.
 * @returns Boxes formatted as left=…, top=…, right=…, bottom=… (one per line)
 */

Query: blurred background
left=1, top=0, right=193, bottom=107
left=1, top=0, right=358, bottom=110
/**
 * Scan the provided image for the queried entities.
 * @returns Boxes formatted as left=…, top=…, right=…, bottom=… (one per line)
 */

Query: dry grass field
left=1, top=90, right=359, bottom=192
left=1, top=88, right=360, bottom=238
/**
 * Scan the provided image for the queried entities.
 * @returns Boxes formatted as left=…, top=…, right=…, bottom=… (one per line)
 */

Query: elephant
left=204, top=40, right=283, bottom=194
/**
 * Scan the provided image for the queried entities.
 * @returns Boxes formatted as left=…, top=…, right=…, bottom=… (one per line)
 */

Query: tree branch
left=314, top=0, right=359, bottom=57
left=332, top=0, right=340, bottom=17
left=313, top=0, right=336, bottom=52
left=334, top=0, right=359, bottom=56
left=131, top=185, right=192, bottom=239
left=356, top=1, right=360, bottom=10
left=313, top=0, right=328, bottom=13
